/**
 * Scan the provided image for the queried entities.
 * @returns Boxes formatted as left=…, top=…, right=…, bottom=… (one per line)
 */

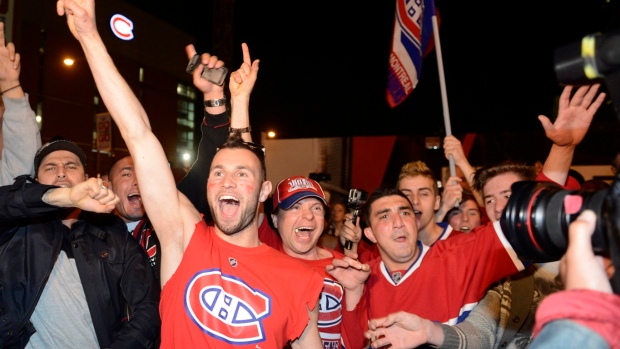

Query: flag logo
left=387, top=0, right=436, bottom=108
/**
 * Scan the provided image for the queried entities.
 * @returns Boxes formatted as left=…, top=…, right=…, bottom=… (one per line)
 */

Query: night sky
left=124, top=0, right=620, bottom=141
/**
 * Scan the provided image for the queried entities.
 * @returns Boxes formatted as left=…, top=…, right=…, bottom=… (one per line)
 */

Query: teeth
left=220, top=195, right=238, bottom=202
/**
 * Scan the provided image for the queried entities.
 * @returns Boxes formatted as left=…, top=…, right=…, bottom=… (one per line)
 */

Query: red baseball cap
left=273, top=175, right=327, bottom=210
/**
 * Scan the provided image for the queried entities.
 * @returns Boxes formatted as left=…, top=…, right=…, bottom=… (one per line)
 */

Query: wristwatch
left=204, top=98, right=227, bottom=108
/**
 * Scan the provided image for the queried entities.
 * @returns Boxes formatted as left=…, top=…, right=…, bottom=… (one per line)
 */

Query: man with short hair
left=328, top=187, right=524, bottom=329
left=0, top=138, right=161, bottom=348
left=57, top=0, right=324, bottom=347
left=396, top=160, right=463, bottom=246
left=267, top=175, right=363, bottom=349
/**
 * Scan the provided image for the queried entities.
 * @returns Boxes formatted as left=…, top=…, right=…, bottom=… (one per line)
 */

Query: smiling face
left=364, top=193, right=419, bottom=272
left=271, top=197, right=326, bottom=259
left=36, top=150, right=86, bottom=187
left=207, top=148, right=270, bottom=236
left=447, top=199, right=481, bottom=233
left=397, top=175, right=440, bottom=233
left=107, top=156, right=144, bottom=223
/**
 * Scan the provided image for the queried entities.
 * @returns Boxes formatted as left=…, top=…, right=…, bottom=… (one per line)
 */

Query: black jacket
left=176, top=110, right=230, bottom=220
left=0, top=175, right=161, bottom=349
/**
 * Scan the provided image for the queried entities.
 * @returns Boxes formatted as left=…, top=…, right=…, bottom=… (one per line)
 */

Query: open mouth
left=294, top=226, right=314, bottom=239
left=414, top=209, right=422, bottom=220
left=219, top=195, right=240, bottom=217
left=128, top=193, right=142, bottom=205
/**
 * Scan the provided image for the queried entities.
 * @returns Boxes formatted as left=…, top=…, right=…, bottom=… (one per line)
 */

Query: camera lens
left=500, top=181, right=608, bottom=262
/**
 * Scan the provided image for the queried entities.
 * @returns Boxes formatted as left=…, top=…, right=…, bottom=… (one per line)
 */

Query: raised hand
left=56, top=0, right=97, bottom=42
left=339, top=213, right=363, bottom=257
left=443, top=135, right=467, bottom=167
left=538, top=84, right=606, bottom=148
left=436, top=176, right=463, bottom=222
left=185, top=44, right=226, bottom=95
left=229, top=43, right=259, bottom=100
left=0, top=22, right=21, bottom=93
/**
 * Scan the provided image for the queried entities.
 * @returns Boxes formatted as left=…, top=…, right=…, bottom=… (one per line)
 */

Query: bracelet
left=1, top=84, right=20, bottom=95
left=204, top=98, right=227, bottom=108
left=229, top=126, right=251, bottom=133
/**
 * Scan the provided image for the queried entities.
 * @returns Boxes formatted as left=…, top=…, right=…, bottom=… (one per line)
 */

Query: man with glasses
left=57, top=0, right=324, bottom=347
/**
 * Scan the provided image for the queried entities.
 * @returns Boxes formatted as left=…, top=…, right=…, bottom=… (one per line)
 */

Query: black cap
left=34, top=139, right=88, bottom=174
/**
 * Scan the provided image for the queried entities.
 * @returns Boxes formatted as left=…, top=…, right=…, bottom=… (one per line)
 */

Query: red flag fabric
left=386, top=0, right=437, bottom=108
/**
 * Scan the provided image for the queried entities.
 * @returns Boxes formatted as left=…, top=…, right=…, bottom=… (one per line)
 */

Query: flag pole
left=431, top=12, right=460, bottom=207
left=431, top=14, right=456, bottom=179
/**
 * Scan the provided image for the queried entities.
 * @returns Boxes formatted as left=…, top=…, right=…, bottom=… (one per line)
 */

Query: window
left=176, top=82, right=197, bottom=168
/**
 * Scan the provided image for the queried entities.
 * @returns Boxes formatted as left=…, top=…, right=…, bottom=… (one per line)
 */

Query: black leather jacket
left=0, top=176, right=161, bottom=349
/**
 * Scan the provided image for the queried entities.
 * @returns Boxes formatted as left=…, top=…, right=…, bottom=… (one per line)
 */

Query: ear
left=259, top=180, right=272, bottom=203
left=271, top=213, right=278, bottom=229
left=364, top=226, right=377, bottom=243
left=434, top=194, right=441, bottom=211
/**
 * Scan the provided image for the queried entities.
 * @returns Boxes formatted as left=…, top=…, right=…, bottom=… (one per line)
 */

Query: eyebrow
left=484, top=189, right=512, bottom=200
left=43, top=160, right=80, bottom=167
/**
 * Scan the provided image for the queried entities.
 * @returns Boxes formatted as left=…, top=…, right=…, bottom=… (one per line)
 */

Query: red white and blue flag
left=386, top=0, right=436, bottom=108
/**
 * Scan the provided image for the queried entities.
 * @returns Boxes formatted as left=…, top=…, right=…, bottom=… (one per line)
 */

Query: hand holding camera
left=344, top=189, right=368, bottom=250
left=185, top=44, right=229, bottom=88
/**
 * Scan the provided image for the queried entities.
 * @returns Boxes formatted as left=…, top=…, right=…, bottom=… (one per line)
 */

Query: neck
left=381, top=244, right=420, bottom=273
left=215, top=219, right=262, bottom=248
left=62, top=208, right=81, bottom=228
left=418, top=221, right=444, bottom=246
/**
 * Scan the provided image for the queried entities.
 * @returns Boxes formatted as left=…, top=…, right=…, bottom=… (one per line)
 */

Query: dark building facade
left=11, top=0, right=198, bottom=178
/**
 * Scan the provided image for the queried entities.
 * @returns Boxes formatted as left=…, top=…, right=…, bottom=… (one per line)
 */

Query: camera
left=344, top=189, right=368, bottom=250
left=554, top=29, right=620, bottom=119
left=186, top=54, right=228, bottom=86
left=500, top=173, right=620, bottom=294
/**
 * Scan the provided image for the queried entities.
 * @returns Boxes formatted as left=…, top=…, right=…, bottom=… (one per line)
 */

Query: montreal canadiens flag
left=387, top=0, right=436, bottom=108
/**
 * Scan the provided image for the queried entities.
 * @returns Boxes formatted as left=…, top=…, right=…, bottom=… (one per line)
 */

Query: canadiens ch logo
left=185, top=269, right=271, bottom=344
left=319, top=279, right=343, bottom=328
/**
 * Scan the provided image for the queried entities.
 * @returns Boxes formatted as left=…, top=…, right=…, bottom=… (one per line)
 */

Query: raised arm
left=435, top=175, right=463, bottom=222
left=176, top=44, right=229, bottom=217
left=0, top=22, right=41, bottom=184
left=228, top=43, right=259, bottom=142
left=443, top=135, right=483, bottom=207
left=539, top=84, right=605, bottom=186
left=57, top=0, right=200, bottom=285
left=177, top=43, right=258, bottom=218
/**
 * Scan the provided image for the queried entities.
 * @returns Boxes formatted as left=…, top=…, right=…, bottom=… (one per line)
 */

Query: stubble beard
left=209, top=196, right=259, bottom=236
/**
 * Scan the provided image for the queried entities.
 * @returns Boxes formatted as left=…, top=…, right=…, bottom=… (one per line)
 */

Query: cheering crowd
left=0, top=0, right=618, bottom=348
